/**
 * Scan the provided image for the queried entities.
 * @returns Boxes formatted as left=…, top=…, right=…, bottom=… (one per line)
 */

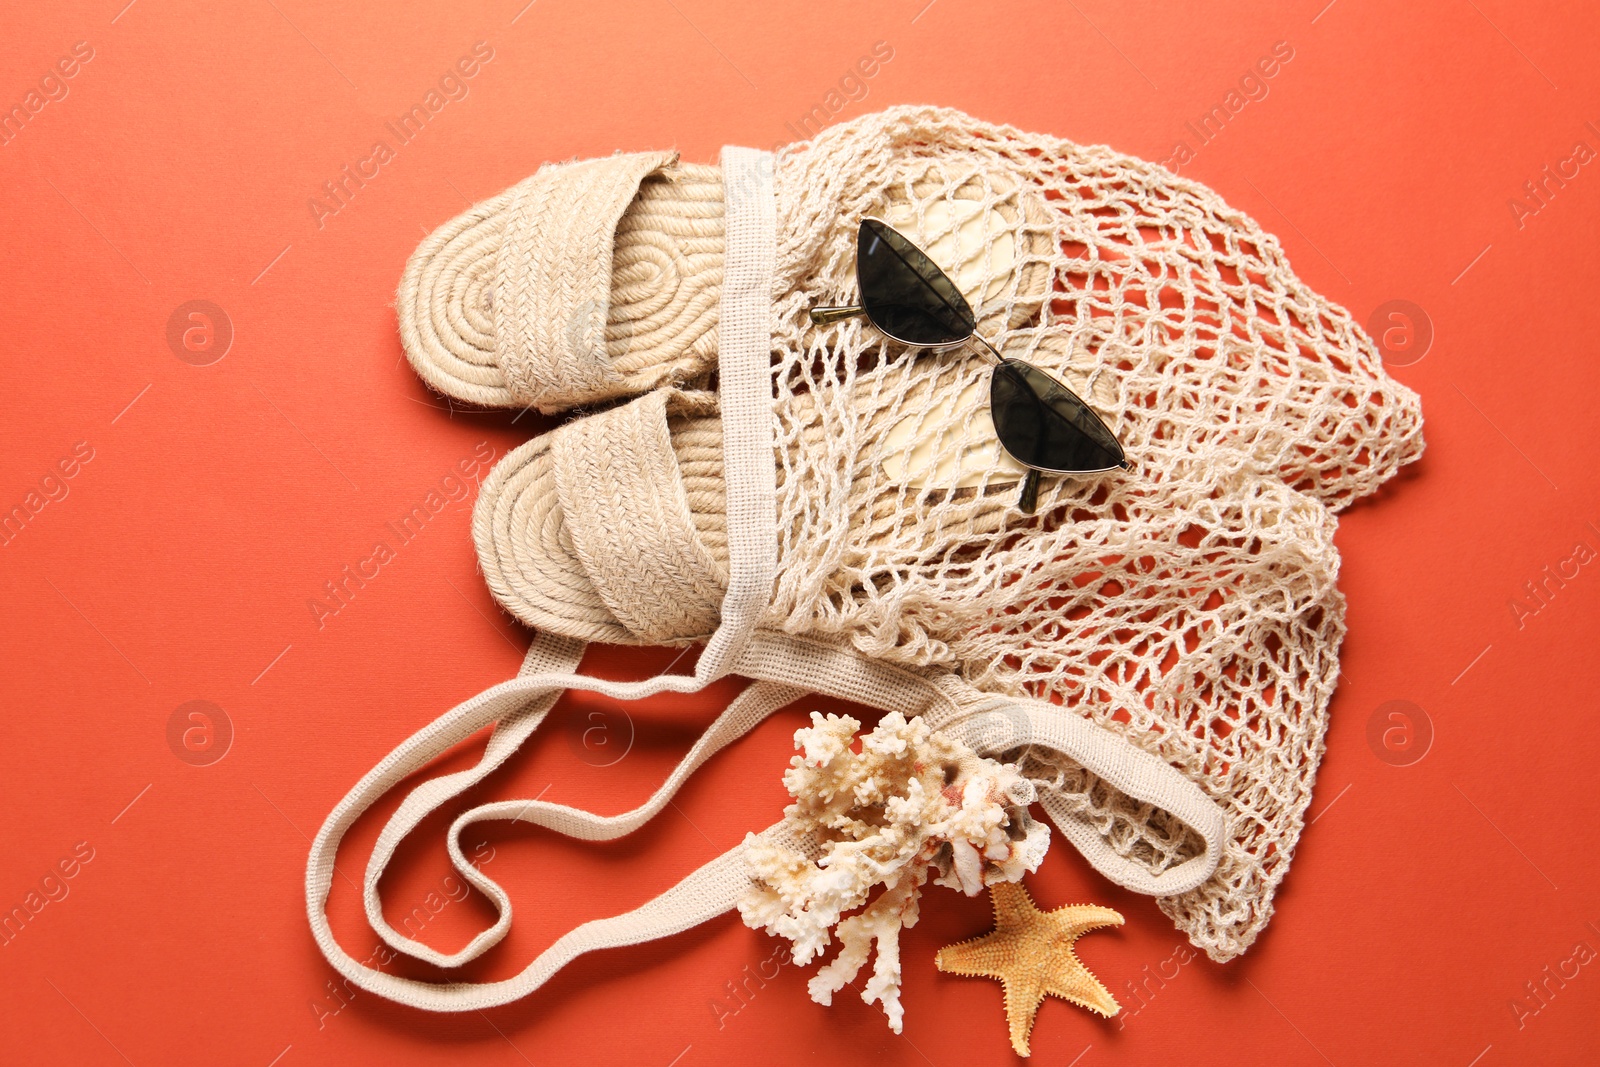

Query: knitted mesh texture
left=751, top=106, right=1422, bottom=960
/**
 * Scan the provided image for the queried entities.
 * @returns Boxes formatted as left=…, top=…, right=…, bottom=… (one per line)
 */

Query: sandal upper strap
left=495, top=150, right=679, bottom=411
left=552, top=389, right=727, bottom=643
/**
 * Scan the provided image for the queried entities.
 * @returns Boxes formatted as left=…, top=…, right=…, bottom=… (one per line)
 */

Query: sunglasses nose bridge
left=969, top=332, right=1004, bottom=365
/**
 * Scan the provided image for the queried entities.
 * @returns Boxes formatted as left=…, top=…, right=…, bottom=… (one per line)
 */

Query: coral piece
left=738, top=711, right=1049, bottom=1033
left=936, top=880, right=1122, bottom=1057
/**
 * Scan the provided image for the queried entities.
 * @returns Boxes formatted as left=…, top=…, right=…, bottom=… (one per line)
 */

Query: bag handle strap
left=305, top=637, right=804, bottom=1010
left=359, top=643, right=804, bottom=968
left=354, top=630, right=575, bottom=967
left=928, top=694, right=1225, bottom=897
left=308, top=631, right=1226, bottom=1011
left=697, top=145, right=778, bottom=679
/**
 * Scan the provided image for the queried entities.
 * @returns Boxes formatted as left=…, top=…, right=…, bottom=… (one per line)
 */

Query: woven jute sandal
left=398, top=151, right=725, bottom=412
left=310, top=107, right=1423, bottom=1015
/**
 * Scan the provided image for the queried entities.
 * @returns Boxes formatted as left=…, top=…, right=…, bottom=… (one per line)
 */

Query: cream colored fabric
left=468, top=107, right=1423, bottom=962
left=397, top=152, right=724, bottom=411
left=698, top=146, right=781, bottom=679
left=757, top=108, right=1423, bottom=962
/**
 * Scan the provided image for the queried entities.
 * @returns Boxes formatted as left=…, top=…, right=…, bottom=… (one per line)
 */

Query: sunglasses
left=810, top=217, right=1127, bottom=513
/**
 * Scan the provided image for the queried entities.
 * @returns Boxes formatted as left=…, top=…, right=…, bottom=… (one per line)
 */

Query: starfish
left=935, top=880, right=1122, bottom=1057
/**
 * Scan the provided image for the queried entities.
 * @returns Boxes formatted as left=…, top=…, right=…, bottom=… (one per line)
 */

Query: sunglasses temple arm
left=809, top=304, right=866, bottom=326
left=1017, top=469, right=1041, bottom=513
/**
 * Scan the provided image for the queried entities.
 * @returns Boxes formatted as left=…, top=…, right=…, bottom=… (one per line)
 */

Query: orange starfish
left=935, top=880, right=1122, bottom=1056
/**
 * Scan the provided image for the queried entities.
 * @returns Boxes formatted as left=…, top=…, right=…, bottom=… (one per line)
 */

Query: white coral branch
left=807, top=872, right=924, bottom=1033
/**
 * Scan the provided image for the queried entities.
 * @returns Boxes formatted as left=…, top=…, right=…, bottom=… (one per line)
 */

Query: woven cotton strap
left=494, top=150, right=678, bottom=410
left=927, top=693, right=1225, bottom=897
left=305, top=635, right=834, bottom=1013
left=306, top=629, right=1226, bottom=1011
left=696, top=146, right=777, bottom=679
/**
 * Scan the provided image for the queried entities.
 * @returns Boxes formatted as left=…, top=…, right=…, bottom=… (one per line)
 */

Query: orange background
left=3, top=1, right=1598, bottom=1064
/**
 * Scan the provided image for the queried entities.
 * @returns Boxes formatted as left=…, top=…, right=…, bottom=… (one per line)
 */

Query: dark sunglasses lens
left=990, top=359, right=1126, bottom=474
left=857, top=218, right=976, bottom=346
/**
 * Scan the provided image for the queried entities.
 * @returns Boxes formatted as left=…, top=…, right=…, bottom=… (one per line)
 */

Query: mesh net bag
left=693, top=106, right=1424, bottom=960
